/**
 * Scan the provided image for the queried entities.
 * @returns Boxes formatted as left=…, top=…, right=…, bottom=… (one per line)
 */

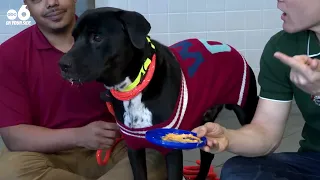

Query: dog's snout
left=59, top=62, right=72, bottom=72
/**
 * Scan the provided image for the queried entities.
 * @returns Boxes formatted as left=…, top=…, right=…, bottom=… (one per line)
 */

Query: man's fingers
left=104, top=130, right=118, bottom=139
left=201, top=138, right=228, bottom=153
left=202, top=146, right=211, bottom=153
left=114, top=130, right=121, bottom=138
left=308, top=59, right=318, bottom=69
left=103, top=122, right=120, bottom=130
left=96, top=127, right=118, bottom=139
left=193, top=123, right=224, bottom=138
left=97, top=137, right=115, bottom=147
left=98, top=144, right=111, bottom=150
left=274, top=52, right=309, bottom=71
left=192, top=126, right=207, bottom=137
left=95, top=121, right=119, bottom=130
left=206, top=140, right=213, bottom=147
left=204, top=122, right=223, bottom=135
left=307, top=58, right=320, bottom=71
left=191, top=127, right=200, bottom=134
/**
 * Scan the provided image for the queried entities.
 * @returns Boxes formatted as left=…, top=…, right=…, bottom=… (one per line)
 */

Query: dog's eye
left=92, top=34, right=102, bottom=42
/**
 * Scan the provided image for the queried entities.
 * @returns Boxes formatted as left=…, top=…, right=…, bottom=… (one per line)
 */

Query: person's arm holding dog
left=0, top=49, right=119, bottom=153
left=193, top=36, right=296, bottom=157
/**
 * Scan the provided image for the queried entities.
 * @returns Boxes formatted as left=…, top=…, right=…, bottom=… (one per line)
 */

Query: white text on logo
left=6, top=5, right=32, bottom=26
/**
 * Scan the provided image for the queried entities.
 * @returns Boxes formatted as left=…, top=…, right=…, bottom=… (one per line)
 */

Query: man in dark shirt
left=0, top=1, right=166, bottom=180
left=192, top=0, right=320, bottom=179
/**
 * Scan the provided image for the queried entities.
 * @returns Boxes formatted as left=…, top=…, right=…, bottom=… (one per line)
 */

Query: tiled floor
left=0, top=104, right=304, bottom=179
left=182, top=103, right=304, bottom=178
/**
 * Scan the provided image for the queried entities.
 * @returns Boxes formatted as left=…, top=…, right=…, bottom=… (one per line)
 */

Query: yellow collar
left=123, top=36, right=156, bottom=92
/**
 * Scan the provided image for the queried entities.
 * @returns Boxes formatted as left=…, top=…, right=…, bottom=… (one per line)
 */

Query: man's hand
left=192, top=122, right=229, bottom=153
left=74, top=121, right=121, bottom=150
left=274, top=52, right=320, bottom=95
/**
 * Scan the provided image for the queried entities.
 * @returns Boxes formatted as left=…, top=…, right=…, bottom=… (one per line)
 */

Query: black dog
left=59, top=7, right=258, bottom=180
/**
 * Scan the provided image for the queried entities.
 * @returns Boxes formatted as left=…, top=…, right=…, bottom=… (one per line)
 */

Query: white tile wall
left=95, top=0, right=284, bottom=91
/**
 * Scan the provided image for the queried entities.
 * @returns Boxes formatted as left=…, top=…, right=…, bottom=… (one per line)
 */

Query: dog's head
left=59, top=7, right=151, bottom=86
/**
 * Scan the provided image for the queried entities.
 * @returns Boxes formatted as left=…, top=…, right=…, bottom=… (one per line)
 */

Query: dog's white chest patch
left=123, top=93, right=153, bottom=128
left=109, top=77, right=153, bottom=129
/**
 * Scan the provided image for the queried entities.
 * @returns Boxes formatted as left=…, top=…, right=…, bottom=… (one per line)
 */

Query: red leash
left=96, top=101, right=124, bottom=166
left=183, top=160, right=219, bottom=180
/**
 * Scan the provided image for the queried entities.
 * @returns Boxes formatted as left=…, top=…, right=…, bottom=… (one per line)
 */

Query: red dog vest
left=116, top=39, right=251, bottom=155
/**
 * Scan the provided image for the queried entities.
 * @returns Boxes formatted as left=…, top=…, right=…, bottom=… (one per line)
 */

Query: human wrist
left=223, top=128, right=233, bottom=150
left=72, top=127, right=83, bottom=147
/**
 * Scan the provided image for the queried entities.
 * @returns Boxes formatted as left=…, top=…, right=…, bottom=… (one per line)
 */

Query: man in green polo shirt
left=191, top=0, right=320, bottom=179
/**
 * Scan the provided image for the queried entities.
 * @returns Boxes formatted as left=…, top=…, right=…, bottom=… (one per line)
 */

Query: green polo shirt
left=258, top=30, right=320, bottom=152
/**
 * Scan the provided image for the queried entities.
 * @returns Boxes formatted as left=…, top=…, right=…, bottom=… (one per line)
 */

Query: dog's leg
left=192, top=105, right=224, bottom=180
left=202, top=104, right=224, bottom=124
left=128, top=148, right=148, bottom=180
left=225, top=67, right=258, bottom=126
left=166, top=150, right=183, bottom=180
left=195, top=150, right=215, bottom=180
left=225, top=104, right=247, bottom=126
left=242, top=66, right=259, bottom=124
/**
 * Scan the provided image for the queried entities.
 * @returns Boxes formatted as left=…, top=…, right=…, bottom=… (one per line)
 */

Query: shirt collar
left=307, top=30, right=320, bottom=58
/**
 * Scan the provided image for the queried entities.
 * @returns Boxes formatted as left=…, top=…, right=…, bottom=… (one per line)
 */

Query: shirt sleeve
left=258, top=33, right=294, bottom=101
left=0, top=45, right=33, bottom=128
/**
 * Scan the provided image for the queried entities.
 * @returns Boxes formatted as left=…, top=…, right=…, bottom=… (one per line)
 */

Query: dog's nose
left=59, top=63, right=72, bottom=72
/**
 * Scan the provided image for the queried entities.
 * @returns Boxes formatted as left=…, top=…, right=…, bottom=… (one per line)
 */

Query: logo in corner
left=6, top=5, right=32, bottom=26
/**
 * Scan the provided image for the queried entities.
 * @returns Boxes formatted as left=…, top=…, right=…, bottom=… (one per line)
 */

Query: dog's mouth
left=64, top=74, right=97, bottom=84
left=60, top=70, right=86, bottom=84
left=61, top=69, right=101, bottom=86
left=67, top=78, right=83, bottom=85
left=61, top=72, right=84, bottom=85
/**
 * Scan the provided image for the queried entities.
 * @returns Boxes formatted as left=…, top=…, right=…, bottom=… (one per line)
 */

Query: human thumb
left=204, top=122, right=225, bottom=136
left=192, top=126, right=208, bottom=137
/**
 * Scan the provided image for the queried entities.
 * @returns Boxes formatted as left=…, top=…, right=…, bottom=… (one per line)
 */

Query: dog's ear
left=118, top=10, right=151, bottom=49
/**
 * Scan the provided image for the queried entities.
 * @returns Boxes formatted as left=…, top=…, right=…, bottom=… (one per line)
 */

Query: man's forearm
left=225, top=123, right=280, bottom=157
left=0, top=124, right=80, bottom=153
